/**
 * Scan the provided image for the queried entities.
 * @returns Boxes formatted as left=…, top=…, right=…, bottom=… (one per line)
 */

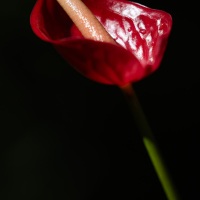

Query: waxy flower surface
left=30, top=0, right=172, bottom=86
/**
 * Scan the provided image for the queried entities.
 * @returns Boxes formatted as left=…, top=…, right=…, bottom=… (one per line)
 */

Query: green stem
left=120, top=84, right=180, bottom=200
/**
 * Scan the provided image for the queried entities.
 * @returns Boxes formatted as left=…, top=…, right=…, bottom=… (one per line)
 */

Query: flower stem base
left=120, top=84, right=180, bottom=200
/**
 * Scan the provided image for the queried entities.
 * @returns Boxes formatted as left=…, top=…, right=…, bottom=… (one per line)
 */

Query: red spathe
left=30, top=0, right=172, bottom=86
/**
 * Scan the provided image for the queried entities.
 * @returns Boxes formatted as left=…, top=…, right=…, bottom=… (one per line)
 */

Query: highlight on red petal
left=30, top=0, right=172, bottom=86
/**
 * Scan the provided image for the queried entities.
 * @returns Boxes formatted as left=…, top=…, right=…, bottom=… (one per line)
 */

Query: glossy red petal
left=30, top=0, right=172, bottom=86
left=54, top=39, right=144, bottom=85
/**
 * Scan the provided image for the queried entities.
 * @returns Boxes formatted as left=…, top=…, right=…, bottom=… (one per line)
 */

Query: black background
left=0, top=0, right=199, bottom=199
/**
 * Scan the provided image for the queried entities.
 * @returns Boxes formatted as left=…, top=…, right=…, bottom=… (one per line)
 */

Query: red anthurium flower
left=30, top=0, right=172, bottom=86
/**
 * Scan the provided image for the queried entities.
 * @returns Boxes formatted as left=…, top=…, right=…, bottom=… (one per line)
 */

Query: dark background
left=0, top=0, right=199, bottom=199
